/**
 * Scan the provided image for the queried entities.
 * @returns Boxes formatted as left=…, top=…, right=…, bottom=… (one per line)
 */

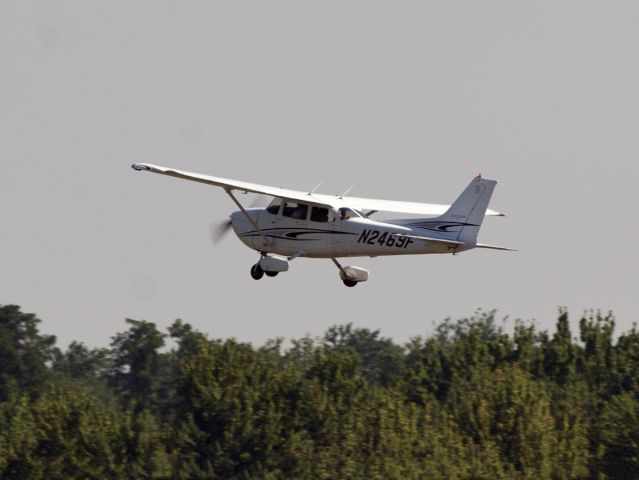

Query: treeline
left=1, top=305, right=639, bottom=479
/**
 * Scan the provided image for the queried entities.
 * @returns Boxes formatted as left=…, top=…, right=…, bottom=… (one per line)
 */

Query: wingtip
left=131, top=163, right=164, bottom=173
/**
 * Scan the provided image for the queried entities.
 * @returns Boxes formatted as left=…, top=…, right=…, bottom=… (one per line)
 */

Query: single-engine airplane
left=131, top=163, right=513, bottom=287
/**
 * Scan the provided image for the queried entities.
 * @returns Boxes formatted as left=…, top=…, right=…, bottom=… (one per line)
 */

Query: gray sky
left=2, top=1, right=638, bottom=349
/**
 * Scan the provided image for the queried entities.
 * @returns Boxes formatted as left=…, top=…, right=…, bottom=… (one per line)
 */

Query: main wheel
left=343, top=279, right=358, bottom=287
left=264, top=271, right=279, bottom=277
left=250, top=264, right=264, bottom=280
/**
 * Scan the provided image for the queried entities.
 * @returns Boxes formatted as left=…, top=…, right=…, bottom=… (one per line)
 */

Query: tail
left=435, top=174, right=498, bottom=244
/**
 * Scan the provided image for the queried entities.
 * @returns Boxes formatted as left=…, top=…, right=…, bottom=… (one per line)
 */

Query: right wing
left=131, top=163, right=328, bottom=203
left=131, top=163, right=504, bottom=216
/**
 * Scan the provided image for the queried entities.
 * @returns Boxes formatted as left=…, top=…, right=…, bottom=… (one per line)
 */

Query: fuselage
left=231, top=208, right=473, bottom=258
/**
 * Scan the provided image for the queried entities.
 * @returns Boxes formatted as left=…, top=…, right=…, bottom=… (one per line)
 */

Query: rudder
left=437, top=174, right=498, bottom=244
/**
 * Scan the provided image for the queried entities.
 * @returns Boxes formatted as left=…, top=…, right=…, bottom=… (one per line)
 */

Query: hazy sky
left=2, top=1, right=638, bottom=349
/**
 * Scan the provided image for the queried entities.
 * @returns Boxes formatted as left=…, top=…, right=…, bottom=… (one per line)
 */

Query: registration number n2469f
left=356, top=230, right=414, bottom=248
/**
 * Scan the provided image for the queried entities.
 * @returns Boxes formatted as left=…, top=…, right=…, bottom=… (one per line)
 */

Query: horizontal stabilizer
left=476, top=243, right=517, bottom=251
left=401, top=235, right=465, bottom=248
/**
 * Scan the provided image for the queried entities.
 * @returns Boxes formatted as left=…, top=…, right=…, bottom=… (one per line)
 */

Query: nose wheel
left=250, top=263, right=280, bottom=280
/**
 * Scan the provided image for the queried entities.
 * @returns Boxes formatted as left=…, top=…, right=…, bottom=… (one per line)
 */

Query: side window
left=266, top=198, right=281, bottom=215
left=282, top=202, right=308, bottom=220
left=310, top=206, right=329, bottom=223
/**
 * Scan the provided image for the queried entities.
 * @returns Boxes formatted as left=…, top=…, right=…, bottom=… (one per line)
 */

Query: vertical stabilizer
left=436, top=175, right=498, bottom=244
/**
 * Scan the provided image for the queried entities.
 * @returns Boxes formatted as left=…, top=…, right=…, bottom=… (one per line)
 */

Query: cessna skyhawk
left=131, top=163, right=513, bottom=287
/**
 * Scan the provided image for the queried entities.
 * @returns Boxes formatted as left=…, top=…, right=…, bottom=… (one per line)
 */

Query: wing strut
left=225, top=190, right=273, bottom=248
left=331, top=258, right=347, bottom=276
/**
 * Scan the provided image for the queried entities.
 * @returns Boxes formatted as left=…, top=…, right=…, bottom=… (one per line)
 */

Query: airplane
left=131, top=163, right=514, bottom=287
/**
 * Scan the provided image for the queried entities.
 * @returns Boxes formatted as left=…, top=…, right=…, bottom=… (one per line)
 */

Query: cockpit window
left=282, top=201, right=308, bottom=220
left=266, top=198, right=281, bottom=215
left=310, top=206, right=329, bottom=223
left=338, top=208, right=362, bottom=220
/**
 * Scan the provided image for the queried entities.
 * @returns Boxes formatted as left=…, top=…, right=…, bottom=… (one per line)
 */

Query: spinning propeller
left=209, top=219, right=232, bottom=245
left=209, top=194, right=269, bottom=245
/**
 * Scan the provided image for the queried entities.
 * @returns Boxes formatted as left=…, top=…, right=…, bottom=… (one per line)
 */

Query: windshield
left=266, top=198, right=281, bottom=215
left=338, top=208, right=363, bottom=220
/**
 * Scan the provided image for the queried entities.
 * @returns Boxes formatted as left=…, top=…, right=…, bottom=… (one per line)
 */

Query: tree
left=579, top=311, right=616, bottom=397
left=4, top=304, right=639, bottom=478
left=0, top=305, right=56, bottom=401
left=52, top=341, right=111, bottom=381
left=109, top=319, right=166, bottom=411
left=174, top=339, right=289, bottom=478
left=600, top=392, right=639, bottom=479
left=323, top=323, right=405, bottom=386
left=542, top=310, right=577, bottom=385
left=614, top=324, right=639, bottom=394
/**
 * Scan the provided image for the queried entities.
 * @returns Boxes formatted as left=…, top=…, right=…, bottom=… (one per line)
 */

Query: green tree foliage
left=52, top=341, right=111, bottom=381
left=109, top=319, right=166, bottom=411
left=322, top=323, right=404, bottom=387
left=0, top=305, right=56, bottom=402
left=1, top=304, right=639, bottom=479
left=542, top=309, right=577, bottom=384
left=600, top=392, right=639, bottom=479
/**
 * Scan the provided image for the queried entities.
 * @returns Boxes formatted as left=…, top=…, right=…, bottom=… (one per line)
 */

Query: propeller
left=209, top=219, right=233, bottom=245
left=209, top=194, right=269, bottom=245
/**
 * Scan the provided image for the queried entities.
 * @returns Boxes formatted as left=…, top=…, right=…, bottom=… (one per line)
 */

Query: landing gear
left=331, top=258, right=369, bottom=288
left=250, top=255, right=283, bottom=280
left=250, top=263, right=264, bottom=280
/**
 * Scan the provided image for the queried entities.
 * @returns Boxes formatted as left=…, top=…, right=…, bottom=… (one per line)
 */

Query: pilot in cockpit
left=339, top=208, right=361, bottom=220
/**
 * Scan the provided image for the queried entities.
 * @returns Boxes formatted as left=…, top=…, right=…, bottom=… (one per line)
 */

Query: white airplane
left=131, top=163, right=513, bottom=287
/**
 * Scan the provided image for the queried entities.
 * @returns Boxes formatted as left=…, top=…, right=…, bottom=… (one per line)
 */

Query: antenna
left=339, top=184, right=355, bottom=199
left=308, top=180, right=324, bottom=195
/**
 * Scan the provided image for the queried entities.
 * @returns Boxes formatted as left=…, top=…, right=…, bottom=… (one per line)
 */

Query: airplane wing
left=340, top=196, right=504, bottom=217
left=131, top=163, right=504, bottom=216
left=132, top=163, right=338, bottom=207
